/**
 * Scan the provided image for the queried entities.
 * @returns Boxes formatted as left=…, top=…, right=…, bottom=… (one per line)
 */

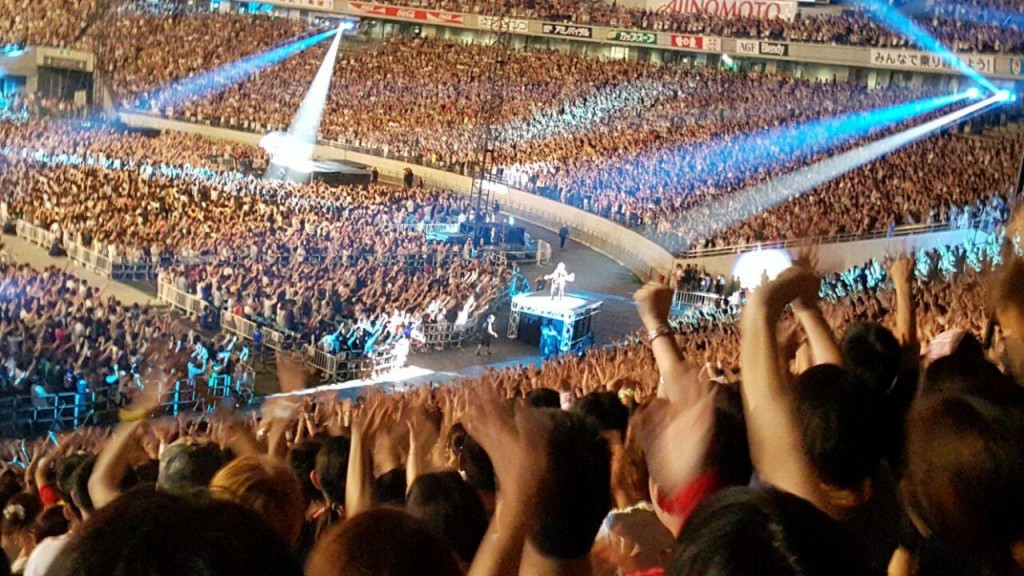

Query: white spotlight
left=965, top=87, right=981, bottom=99
left=732, top=249, right=793, bottom=290
left=995, top=90, right=1015, bottom=102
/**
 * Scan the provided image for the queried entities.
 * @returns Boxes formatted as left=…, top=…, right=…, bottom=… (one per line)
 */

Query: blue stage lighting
left=143, top=29, right=336, bottom=111
left=996, top=90, right=1015, bottom=103
left=634, top=91, right=970, bottom=193
left=678, top=93, right=1006, bottom=243
left=855, top=0, right=999, bottom=94
left=965, top=87, right=981, bottom=99
left=339, top=19, right=357, bottom=32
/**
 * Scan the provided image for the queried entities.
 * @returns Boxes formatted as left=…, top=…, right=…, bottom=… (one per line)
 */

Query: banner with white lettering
left=541, top=22, right=593, bottom=39
left=607, top=29, right=658, bottom=45
left=477, top=15, right=528, bottom=33
left=669, top=34, right=723, bottom=53
left=269, top=0, right=335, bottom=9
left=348, top=2, right=464, bottom=25
left=758, top=41, right=788, bottom=56
left=869, top=49, right=994, bottom=74
left=733, top=40, right=788, bottom=56
left=648, top=0, right=798, bottom=21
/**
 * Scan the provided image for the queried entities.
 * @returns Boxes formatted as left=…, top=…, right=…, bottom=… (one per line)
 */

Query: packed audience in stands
left=6, top=0, right=1024, bottom=55
left=0, top=120, right=510, bottom=353
left=0, top=4, right=1021, bottom=576
left=124, top=34, right=1019, bottom=253
left=1, top=5, right=1020, bottom=253
left=0, top=210, right=1018, bottom=576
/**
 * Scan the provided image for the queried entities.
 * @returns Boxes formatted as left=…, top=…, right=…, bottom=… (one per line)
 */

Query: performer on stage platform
left=544, top=262, right=575, bottom=301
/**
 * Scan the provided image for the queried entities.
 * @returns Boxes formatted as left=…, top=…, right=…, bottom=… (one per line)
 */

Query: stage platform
left=267, top=159, right=372, bottom=187
left=508, top=291, right=601, bottom=354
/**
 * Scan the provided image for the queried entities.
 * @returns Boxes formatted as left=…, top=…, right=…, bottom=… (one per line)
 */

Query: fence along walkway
left=156, top=281, right=400, bottom=382
left=0, top=374, right=249, bottom=437
left=14, top=219, right=156, bottom=280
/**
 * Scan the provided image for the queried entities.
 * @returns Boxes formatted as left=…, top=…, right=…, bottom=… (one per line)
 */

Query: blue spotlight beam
left=680, top=94, right=1005, bottom=242
left=626, top=91, right=969, bottom=193
left=855, top=0, right=999, bottom=93
left=142, top=29, right=336, bottom=110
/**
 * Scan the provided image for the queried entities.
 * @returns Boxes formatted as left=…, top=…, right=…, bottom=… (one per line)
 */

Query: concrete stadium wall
left=119, top=113, right=676, bottom=281
left=676, top=228, right=992, bottom=277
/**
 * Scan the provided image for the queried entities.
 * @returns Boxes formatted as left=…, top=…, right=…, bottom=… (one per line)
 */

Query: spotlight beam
left=283, top=25, right=345, bottom=164
left=142, top=29, right=336, bottom=111
left=680, top=94, right=1005, bottom=243
left=620, top=91, right=970, bottom=193
left=855, top=0, right=999, bottom=93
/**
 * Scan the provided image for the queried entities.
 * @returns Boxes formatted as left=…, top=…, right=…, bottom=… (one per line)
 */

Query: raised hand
left=461, top=388, right=551, bottom=503
left=633, top=282, right=674, bottom=331
left=633, top=387, right=717, bottom=496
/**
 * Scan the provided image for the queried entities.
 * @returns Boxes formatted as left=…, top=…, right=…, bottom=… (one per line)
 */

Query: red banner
left=671, top=35, right=703, bottom=50
left=349, top=2, right=464, bottom=24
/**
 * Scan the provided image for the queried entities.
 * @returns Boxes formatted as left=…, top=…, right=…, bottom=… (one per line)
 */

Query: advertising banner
left=869, top=49, right=995, bottom=74
left=735, top=39, right=759, bottom=54
left=477, top=15, right=528, bottom=33
left=348, top=2, right=464, bottom=25
left=270, top=0, right=335, bottom=9
left=541, top=22, right=593, bottom=38
left=647, top=0, right=798, bottom=21
left=669, top=34, right=723, bottom=52
left=606, top=29, right=658, bottom=45
left=758, top=41, right=788, bottom=56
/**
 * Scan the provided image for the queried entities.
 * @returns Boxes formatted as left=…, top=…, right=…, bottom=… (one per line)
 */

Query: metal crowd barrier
left=302, top=343, right=405, bottom=381
left=157, top=281, right=210, bottom=317
left=14, top=220, right=57, bottom=250
left=671, top=290, right=725, bottom=311
left=155, top=375, right=249, bottom=416
left=414, top=318, right=478, bottom=350
left=221, top=311, right=290, bottom=352
left=65, top=241, right=115, bottom=276
left=0, top=388, right=118, bottom=437
left=14, top=220, right=155, bottom=279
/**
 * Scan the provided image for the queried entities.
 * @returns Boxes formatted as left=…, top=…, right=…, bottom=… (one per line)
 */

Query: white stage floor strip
left=264, top=365, right=437, bottom=398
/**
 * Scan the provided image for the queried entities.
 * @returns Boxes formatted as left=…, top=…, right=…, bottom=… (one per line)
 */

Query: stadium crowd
left=0, top=5, right=1021, bottom=576
left=1, top=6, right=1019, bottom=253
left=0, top=216, right=1016, bottom=576
left=123, top=35, right=1019, bottom=253
left=323, top=0, right=1024, bottom=52
left=0, top=120, right=510, bottom=354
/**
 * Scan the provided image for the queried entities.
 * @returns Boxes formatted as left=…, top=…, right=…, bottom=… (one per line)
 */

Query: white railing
left=413, top=316, right=479, bottom=350
left=220, top=311, right=290, bottom=352
left=304, top=344, right=341, bottom=377
left=65, top=241, right=114, bottom=276
left=157, top=280, right=209, bottom=317
left=679, top=219, right=987, bottom=259
left=303, top=340, right=408, bottom=381
left=15, top=220, right=57, bottom=250
left=672, top=290, right=724, bottom=310
left=14, top=219, right=156, bottom=279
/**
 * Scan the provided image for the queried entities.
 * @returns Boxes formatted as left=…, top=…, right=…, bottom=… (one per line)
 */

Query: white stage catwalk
left=508, top=291, right=601, bottom=353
